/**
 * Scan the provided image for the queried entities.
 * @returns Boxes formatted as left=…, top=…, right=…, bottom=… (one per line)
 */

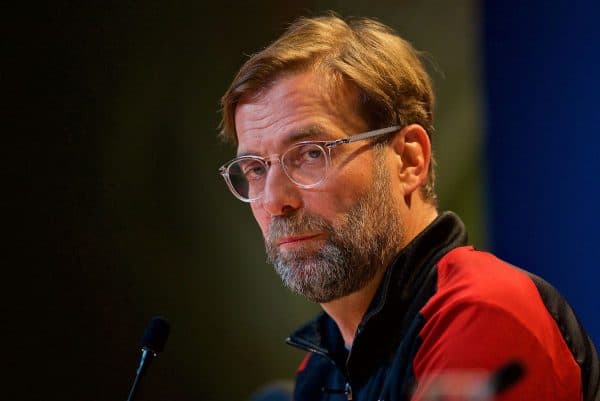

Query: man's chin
left=273, top=256, right=318, bottom=278
left=283, top=277, right=358, bottom=304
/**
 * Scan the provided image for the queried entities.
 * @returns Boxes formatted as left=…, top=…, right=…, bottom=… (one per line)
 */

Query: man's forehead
left=233, top=70, right=364, bottom=155
left=258, top=124, right=330, bottom=142
left=235, top=124, right=333, bottom=157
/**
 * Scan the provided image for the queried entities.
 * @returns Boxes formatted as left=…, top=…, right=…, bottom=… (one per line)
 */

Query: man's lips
left=276, top=233, right=322, bottom=246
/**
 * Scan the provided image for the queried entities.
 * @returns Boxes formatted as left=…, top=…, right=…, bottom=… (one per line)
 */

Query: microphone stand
left=125, top=316, right=169, bottom=401
left=126, top=348, right=155, bottom=401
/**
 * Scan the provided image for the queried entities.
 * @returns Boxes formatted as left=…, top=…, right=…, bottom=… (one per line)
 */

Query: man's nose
left=260, top=163, right=302, bottom=217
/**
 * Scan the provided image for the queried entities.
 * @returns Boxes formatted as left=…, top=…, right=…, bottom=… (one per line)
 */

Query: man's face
left=234, top=71, right=405, bottom=303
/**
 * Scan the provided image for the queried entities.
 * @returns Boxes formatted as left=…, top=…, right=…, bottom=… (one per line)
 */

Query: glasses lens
left=283, top=143, right=327, bottom=186
left=227, top=158, right=267, bottom=200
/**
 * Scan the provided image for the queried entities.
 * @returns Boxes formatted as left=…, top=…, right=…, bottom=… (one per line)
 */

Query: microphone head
left=248, top=381, right=293, bottom=401
left=140, top=316, right=170, bottom=354
left=489, top=360, right=525, bottom=395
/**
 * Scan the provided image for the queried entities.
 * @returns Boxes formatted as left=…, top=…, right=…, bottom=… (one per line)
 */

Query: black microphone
left=248, top=381, right=294, bottom=401
left=418, top=360, right=525, bottom=401
left=126, top=316, right=170, bottom=401
left=468, top=360, right=525, bottom=401
left=487, top=360, right=524, bottom=396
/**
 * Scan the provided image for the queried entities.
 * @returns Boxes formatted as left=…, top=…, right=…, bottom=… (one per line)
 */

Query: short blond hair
left=220, top=14, right=437, bottom=201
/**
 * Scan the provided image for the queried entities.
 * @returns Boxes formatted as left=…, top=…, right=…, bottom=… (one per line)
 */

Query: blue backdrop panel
left=483, top=1, right=600, bottom=343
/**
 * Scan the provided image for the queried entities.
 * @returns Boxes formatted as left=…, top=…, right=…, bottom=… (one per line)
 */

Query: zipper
left=286, top=336, right=331, bottom=358
left=344, top=382, right=353, bottom=400
left=286, top=336, right=354, bottom=400
left=321, top=382, right=353, bottom=400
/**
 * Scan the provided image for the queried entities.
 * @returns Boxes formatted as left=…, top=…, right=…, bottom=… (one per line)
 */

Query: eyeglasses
left=218, top=125, right=401, bottom=202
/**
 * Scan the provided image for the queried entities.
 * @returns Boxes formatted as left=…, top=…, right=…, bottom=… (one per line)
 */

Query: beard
left=265, top=150, right=405, bottom=303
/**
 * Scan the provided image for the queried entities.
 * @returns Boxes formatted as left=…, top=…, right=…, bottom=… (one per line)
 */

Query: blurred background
left=6, top=1, right=599, bottom=400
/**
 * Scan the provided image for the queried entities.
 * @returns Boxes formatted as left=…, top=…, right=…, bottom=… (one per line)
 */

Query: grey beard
left=265, top=153, right=404, bottom=303
left=266, top=212, right=380, bottom=303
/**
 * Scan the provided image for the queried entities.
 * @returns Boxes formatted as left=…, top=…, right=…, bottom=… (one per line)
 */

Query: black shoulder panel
left=526, top=271, right=600, bottom=401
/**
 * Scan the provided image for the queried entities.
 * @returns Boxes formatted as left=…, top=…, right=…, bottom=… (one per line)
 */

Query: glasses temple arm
left=327, top=125, right=401, bottom=147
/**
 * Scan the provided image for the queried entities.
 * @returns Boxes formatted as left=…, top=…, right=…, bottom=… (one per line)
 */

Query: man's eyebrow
left=286, top=125, right=333, bottom=143
left=236, top=125, right=335, bottom=157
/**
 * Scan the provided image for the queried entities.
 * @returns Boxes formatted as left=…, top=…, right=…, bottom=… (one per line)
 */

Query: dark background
left=5, top=1, right=598, bottom=400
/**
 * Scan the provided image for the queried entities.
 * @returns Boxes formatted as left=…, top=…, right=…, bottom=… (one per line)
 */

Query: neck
left=320, top=267, right=387, bottom=346
left=321, top=205, right=438, bottom=347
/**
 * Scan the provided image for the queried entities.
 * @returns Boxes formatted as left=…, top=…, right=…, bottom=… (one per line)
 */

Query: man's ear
left=390, top=124, right=431, bottom=195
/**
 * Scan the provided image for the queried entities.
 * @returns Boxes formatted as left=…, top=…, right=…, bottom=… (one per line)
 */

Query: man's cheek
left=255, top=214, right=271, bottom=240
left=249, top=205, right=266, bottom=231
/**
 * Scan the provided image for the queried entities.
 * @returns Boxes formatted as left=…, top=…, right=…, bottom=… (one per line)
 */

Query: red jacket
left=287, top=212, right=599, bottom=400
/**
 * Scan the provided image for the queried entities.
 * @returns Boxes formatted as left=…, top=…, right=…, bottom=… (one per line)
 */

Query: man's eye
left=298, top=147, right=324, bottom=163
left=306, top=149, right=323, bottom=159
left=241, top=162, right=266, bottom=180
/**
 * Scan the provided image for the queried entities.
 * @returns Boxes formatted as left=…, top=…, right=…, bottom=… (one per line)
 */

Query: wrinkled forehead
left=234, top=71, right=365, bottom=155
left=236, top=124, right=336, bottom=158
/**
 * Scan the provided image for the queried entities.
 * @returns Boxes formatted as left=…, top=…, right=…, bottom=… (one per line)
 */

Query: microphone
left=126, top=316, right=170, bottom=401
left=248, top=380, right=294, bottom=401
left=468, top=360, right=525, bottom=401
left=417, top=359, right=525, bottom=401
left=487, top=360, right=524, bottom=396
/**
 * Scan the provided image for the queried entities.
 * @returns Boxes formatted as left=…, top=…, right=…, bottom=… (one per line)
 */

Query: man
left=217, top=14, right=599, bottom=401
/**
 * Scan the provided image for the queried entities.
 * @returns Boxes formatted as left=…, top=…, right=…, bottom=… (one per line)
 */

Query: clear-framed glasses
left=218, top=125, right=401, bottom=202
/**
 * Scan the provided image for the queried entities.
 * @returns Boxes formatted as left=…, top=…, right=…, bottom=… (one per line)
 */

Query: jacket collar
left=287, top=212, right=468, bottom=378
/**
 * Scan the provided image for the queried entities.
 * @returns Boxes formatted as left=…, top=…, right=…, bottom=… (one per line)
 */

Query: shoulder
left=421, top=245, right=569, bottom=349
left=424, top=246, right=544, bottom=320
left=413, top=246, right=581, bottom=399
